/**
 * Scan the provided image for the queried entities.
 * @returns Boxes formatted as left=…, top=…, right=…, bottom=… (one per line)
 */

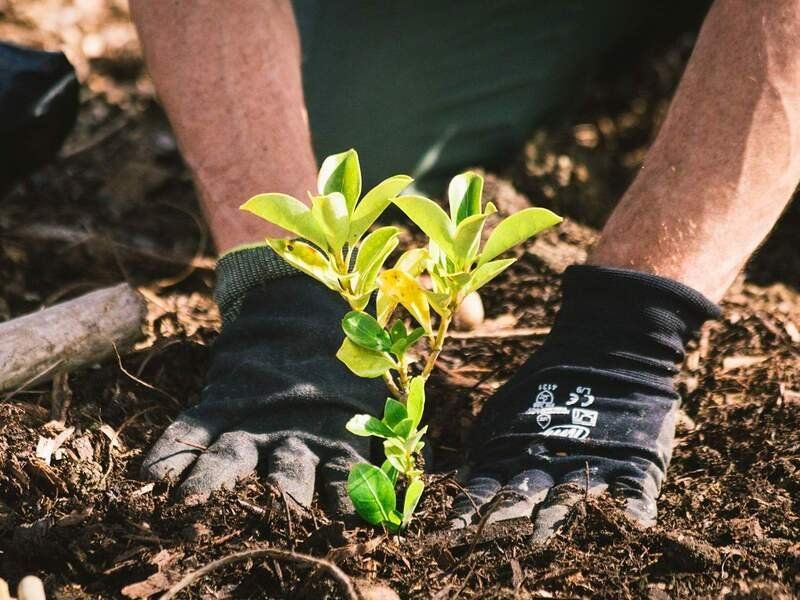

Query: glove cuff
left=532, top=265, right=721, bottom=390
left=214, top=243, right=299, bottom=325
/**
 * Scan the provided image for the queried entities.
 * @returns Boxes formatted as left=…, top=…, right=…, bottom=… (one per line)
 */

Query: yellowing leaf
left=336, top=338, right=396, bottom=378
left=376, top=289, right=397, bottom=326
left=393, top=195, right=455, bottom=259
left=349, top=175, right=412, bottom=242
left=241, top=193, right=326, bottom=248
left=317, top=149, right=362, bottom=214
left=378, top=269, right=432, bottom=334
left=478, top=207, right=562, bottom=266
left=310, top=192, right=349, bottom=251
left=266, top=239, right=339, bottom=291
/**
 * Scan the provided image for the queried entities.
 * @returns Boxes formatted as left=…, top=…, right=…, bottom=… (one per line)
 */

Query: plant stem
left=422, top=312, right=451, bottom=379
left=397, top=356, right=410, bottom=396
left=383, top=371, right=403, bottom=400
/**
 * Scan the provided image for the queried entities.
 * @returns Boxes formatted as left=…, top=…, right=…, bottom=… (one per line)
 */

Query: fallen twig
left=158, top=546, right=358, bottom=600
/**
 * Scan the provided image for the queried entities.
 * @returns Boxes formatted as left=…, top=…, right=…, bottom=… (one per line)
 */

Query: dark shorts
left=293, top=1, right=697, bottom=194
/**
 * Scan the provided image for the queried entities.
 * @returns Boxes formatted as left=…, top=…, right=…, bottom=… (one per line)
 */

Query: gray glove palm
left=141, top=263, right=383, bottom=516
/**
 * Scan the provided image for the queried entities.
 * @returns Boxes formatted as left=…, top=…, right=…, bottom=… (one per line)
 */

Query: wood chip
left=721, top=355, right=767, bottom=373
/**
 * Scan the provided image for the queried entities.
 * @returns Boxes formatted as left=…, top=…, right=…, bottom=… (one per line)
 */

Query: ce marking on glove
left=566, top=386, right=595, bottom=407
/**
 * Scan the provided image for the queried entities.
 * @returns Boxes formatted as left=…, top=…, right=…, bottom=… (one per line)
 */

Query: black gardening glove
left=141, top=246, right=384, bottom=516
left=450, top=265, right=720, bottom=537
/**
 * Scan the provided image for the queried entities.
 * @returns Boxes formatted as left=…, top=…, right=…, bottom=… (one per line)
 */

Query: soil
left=1, top=3, right=798, bottom=599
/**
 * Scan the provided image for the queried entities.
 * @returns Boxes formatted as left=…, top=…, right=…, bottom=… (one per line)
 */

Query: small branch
left=383, top=371, right=403, bottom=400
left=422, top=315, right=451, bottom=379
left=159, top=546, right=358, bottom=600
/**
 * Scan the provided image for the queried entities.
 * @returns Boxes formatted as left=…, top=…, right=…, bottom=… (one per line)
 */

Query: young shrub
left=243, top=150, right=561, bottom=531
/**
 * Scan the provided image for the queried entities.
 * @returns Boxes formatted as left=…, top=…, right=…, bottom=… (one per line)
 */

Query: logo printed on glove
left=542, top=424, right=590, bottom=439
left=525, top=383, right=568, bottom=429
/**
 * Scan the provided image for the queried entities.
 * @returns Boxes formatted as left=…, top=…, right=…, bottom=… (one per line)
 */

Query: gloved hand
left=450, top=265, right=720, bottom=538
left=141, top=246, right=384, bottom=516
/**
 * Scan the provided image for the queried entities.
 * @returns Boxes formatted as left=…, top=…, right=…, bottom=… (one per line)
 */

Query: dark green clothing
left=293, top=1, right=680, bottom=194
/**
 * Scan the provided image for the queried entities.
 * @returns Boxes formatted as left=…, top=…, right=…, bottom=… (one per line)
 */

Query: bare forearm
left=590, top=0, right=800, bottom=301
left=130, top=0, right=317, bottom=252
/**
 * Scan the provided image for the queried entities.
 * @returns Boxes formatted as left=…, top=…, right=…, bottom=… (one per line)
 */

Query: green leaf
left=347, top=463, right=396, bottom=526
left=378, top=269, right=432, bottom=334
left=386, top=510, right=403, bottom=532
left=389, top=321, right=407, bottom=343
left=402, top=478, right=425, bottom=526
left=453, top=212, right=490, bottom=267
left=392, top=418, right=415, bottom=439
left=341, top=311, right=392, bottom=352
left=349, top=175, right=412, bottom=242
left=477, top=207, right=562, bottom=266
left=448, top=171, right=483, bottom=225
left=425, top=291, right=450, bottom=316
left=382, top=398, right=408, bottom=429
left=381, top=460, right=399, bottom=485
left=317, top=149, right=362, bottom=214
left=393, top=195, right=455, bottom=258
left=310, top=192, right=349, bottom=252
left=462, top=258, right=515, bottom=296
left=383, top=441, right=408, bottom=473
left=390, top=326, right=425, bottom=357
left=346, top=414, right=395, bottom=438
left=266, top=239, right=339, bottom=291
left=241, top=193, right=327, bottom=248
left=354, top=226, right=400, bottom=295
left=406, top=376, right=426, bottom=428
left=336, top=339, right=396, bottom=378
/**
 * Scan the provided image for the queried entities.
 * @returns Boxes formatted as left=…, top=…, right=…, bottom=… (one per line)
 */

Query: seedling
left=241, top=149, right=561, bottom=531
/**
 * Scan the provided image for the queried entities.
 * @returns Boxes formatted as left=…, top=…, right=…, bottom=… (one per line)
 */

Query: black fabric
left=141, top=275, right=385, bottom=516
left=451, top=265, right=720, bottom=533
left=0, top=42, right=79, bottom=191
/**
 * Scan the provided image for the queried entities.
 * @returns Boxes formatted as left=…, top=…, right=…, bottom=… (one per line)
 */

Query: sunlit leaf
left=402, top=478, right=425, bottom=527
left=448, top=171, right=483, bottom=225
left=347, top=463, right=396, bottom=525
left=318, top=149, right=362, bottom=214
left=266, top=239, right=339, bottom=291
left=477, top=207, right=562, bottom=266
left=378, top=269, right=432, bottom=334
left=336, top=339, right=395, bottom=378
left=462, top=258, right=515, bottom=296
left=346, top=414, right=395, bottom=438
left=453, top=212, right=491, bottom=267
left=310, top=192, right=349, bottom=251
left=241, top=193, right=327, bottom=248
left=382, top=398, right=408, bottom=429
left=393, top=195, right=455, bottom=258
left=349, top=175, right=412, bottom=242
left=406, top=376, right=425, bottom=429
left=425, top=291, right=450, bottom=316
left=383, top=440, right=408, bottom=472
left=394, top=248, right=430, bottom=276
left=341, top=311, right=392, bottom=352
left=354, top=226, right=399, bottom=295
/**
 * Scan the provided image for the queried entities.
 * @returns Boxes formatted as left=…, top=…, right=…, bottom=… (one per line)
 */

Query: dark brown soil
left=1, top=3, right=798, bottom=598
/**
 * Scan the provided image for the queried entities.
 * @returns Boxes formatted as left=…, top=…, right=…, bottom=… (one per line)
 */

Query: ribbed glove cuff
left=214, top=244, right=298, bottom=325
